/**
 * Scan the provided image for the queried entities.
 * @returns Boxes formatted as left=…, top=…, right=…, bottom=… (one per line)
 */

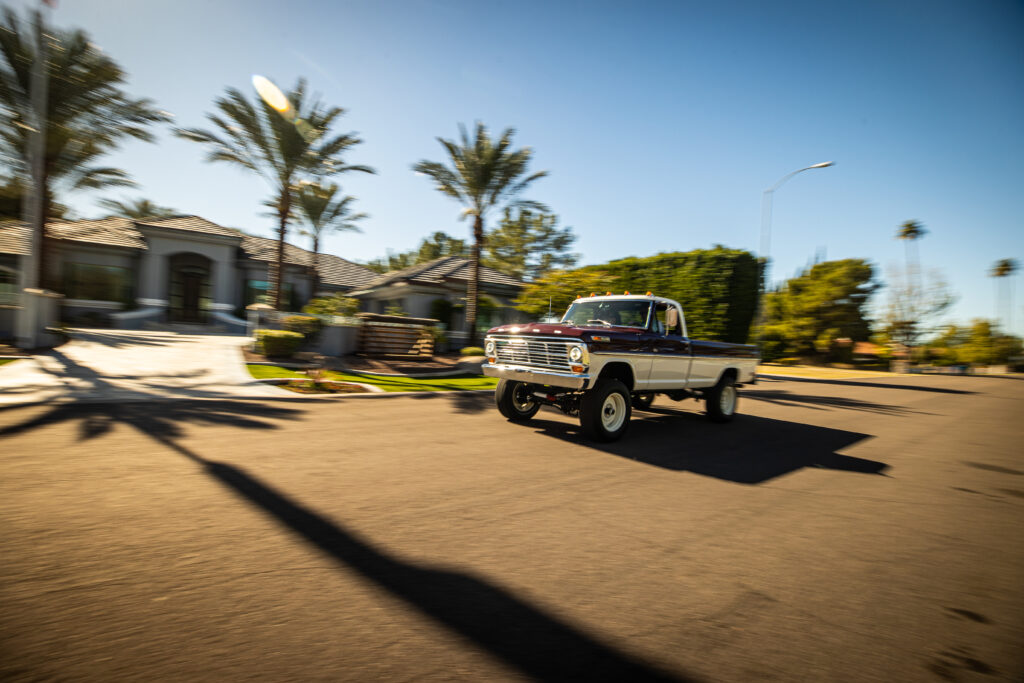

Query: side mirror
left=665, top=307, right=679, bottom=334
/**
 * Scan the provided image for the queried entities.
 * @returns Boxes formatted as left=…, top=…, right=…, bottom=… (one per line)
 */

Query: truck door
left=648, top=303, right=691, bottom=390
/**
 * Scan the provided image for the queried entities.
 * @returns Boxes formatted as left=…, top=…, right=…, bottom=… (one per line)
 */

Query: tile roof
left=0, top=223, right=29, bottom=255
left=47, top=217, right=147, bottom=249
left=362, top=256, right=524, bottom=290
left=239, top=234, right=376, bottom=289
left=136, top=215, right=243, bottom=238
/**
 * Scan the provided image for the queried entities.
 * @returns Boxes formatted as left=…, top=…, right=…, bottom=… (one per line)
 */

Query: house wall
left=52, top=242, right=138, bottom=324
left=136, top=231, right=239, bottom=308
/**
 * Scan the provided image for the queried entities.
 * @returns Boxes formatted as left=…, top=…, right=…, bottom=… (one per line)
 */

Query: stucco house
left=0, top=214, right=377, bottom=335
left=350, top=256, right=529, bottom=339
left=1, top=215, right=529, bottom=340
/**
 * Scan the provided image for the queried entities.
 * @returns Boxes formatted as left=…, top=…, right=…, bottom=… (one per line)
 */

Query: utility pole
left=15, top=3, right=51, bottom=348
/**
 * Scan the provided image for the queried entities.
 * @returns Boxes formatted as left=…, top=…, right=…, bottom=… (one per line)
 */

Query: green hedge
left=283, top=315, right=322, bottom=337
left=516, top=246, right=761, bottom=343
left=257, top=330, right=305, bottom=357
left=460, top=346, right=485, bottom=356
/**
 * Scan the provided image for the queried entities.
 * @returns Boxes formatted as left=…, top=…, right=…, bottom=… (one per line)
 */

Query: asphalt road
left=1, top=375, right=1022, bottom=682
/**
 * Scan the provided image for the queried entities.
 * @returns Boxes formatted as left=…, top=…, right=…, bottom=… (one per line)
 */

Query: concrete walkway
left=0, top=329, right=286, bottom=405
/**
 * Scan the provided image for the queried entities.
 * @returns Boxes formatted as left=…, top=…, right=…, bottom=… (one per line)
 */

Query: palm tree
left=176, top=79, right=373, bottom=309
left=990, top=258, right=1018, bottom=332
left=0, top=8, right=171, bottom=287
left=413, top=123, right=547, bottom=345
left=97, top=197, right=177, bottom=219
left=296, top=182, right=366, bottom=296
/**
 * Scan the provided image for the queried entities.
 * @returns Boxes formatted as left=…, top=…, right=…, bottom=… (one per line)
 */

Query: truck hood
left=486, top=322, right=643, bottom=340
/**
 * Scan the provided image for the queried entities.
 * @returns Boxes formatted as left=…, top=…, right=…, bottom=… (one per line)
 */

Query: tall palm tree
left=413, top=123, right=547, bottom=345
left=296, top=182, right=366, bottom=296
left=176, top=79, right=372, bottom=309
left=0, top=8, right=171, bottom=287
left=991, top=258, right=1018, bottom=332
left=97, top=196, right=177, bottom=219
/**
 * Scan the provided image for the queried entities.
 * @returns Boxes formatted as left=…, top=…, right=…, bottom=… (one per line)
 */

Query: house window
left=0, top=265, right=17, bottom=306
left=245, top=280, right=296, bottom=309
left=63, top=263, right=132, bottom=303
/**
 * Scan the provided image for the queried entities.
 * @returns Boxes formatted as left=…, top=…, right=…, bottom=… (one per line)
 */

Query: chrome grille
left=490, top=335, right=573, bottom=371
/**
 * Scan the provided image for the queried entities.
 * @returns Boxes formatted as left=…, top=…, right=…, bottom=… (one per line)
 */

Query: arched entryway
left=168, top=253, right=212, bottom=323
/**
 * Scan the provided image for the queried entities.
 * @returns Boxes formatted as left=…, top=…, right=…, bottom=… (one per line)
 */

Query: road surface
left=1, top=374, right=1022, bottom=681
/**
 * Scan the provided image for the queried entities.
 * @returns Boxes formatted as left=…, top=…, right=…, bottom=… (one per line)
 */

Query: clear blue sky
left=11, top=0, right=1024, bottom=333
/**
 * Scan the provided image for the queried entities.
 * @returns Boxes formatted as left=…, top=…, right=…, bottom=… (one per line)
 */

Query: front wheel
left=580, top=379, right=632, bottom=442
left=495, top=379, right=541, bottom=422
left=705, top=375, right=738, bottom=423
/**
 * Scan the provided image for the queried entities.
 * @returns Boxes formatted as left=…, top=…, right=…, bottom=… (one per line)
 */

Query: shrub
left=303, top=294, right=360, bottom=317
left=257, top=330, right=304, bottom=357
left=460, top=346, right=485, bottom=356
left=283, top=315, right=322, bottom=337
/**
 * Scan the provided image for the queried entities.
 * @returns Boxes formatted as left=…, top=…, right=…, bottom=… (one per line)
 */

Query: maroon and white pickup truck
left=482, top=294, right=758, bottom=441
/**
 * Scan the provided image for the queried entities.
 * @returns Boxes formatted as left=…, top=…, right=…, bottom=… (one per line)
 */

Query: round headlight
left=485, top=340, right=496, bottom=356
left=568, top=345, right=584, bottom=362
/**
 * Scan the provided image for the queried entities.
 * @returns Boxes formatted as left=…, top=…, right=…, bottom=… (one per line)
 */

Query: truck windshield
left=562, top=300, right=652, bottom=328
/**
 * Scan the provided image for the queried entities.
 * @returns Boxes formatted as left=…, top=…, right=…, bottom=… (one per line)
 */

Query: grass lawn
left=247, top=364, right=498, bottom=392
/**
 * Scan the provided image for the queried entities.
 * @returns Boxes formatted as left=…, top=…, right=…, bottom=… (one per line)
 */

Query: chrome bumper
left=481, top=362, right=590, bottom=390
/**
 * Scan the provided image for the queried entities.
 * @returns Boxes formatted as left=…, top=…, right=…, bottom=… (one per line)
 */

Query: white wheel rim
left=601, top=392, right=627, bottom=432
left=720, top=385, right=736, bottom=415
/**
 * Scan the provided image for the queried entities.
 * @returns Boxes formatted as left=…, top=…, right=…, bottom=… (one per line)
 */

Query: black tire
left=632, top=392, right=655, bottom=410
left=705, top=374, right=738, bottom=423
left=580, top=379, right=632, bottom=442
left=495, top=379, right=541, bottom=422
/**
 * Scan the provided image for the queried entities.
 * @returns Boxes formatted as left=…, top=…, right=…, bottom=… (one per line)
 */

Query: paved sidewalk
left=0, top=328, right=286, bottom=405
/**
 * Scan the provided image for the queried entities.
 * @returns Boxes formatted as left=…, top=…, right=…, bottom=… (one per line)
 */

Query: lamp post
left=755, top=161, right=834, bottom=348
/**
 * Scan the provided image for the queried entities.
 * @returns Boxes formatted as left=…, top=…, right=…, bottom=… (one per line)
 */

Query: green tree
left=363, top=231, right=467, bottom=274
left=296, top=182, right=366, bottom=295
left=97, top=196, right=177, bottom=219
left=0, top=175, right=71, bottom=222
left=0, top=8, right=171, bottom=286
left=884, top=264, right=954, bottom=351
left=515, top=269, right=620, bottom=319
left=413, top=122, right=547, bottom=345
left=990, top=258, right=1018, bottom=332
left=484, top=207, right=578, bottom=281
left=930, top=320, right=1023, bottom=366
left=176, top=79, right=373, bottom=309
left=759, top=259, right=878, bottom=360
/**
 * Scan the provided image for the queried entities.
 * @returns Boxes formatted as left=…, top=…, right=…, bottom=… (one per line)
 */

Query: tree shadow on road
left=758, top=375, right=974, bottom=394
left=742, top=389, right=927, bottom=415
left=531, top=407, right=887, bottom=484
left=0, top=397, right=687, bottom=681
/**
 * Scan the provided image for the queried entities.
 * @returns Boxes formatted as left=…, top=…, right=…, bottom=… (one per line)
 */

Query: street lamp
left=251, top=74, right=317, bottom=141
left=755, top=161, right=834, bottom=349
left=760, top=161, right=834, bottom=259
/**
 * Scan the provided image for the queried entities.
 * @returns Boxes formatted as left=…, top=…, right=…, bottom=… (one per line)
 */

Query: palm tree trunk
left=466, top=215, right=483, bottom=347
left=311, top=235, right=320, bottom=300
left=272, top=190, right=290, bottom=310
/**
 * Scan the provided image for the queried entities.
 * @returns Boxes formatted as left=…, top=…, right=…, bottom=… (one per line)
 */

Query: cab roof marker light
left=606, top=291, right=612, bottom=295
left=646, top=291, right=653, bottom=296
left=624, top=291, right=630, bottom=295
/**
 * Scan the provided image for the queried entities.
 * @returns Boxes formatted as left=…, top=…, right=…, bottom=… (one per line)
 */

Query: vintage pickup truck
left=481, top=294, right=759, bottom=441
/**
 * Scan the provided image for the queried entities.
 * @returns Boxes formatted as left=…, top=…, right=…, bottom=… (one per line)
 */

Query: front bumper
left=481, top=362, right=590, bottom=390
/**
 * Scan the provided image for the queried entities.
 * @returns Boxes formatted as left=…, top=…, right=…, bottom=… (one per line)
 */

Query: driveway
left=0, top=328, right=284, bottom=405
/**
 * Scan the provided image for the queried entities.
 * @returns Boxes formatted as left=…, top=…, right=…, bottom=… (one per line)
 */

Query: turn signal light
left=570, top=364, right=585, bottom=373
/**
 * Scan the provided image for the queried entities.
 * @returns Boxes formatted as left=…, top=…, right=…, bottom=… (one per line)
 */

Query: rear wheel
left=580, top=379, right=632, bottom=442
left=705, top=375, right=738, bottom=423
left=632, top=392, right=655, bottom=410
left=495, top=379, right=541, bottom=422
